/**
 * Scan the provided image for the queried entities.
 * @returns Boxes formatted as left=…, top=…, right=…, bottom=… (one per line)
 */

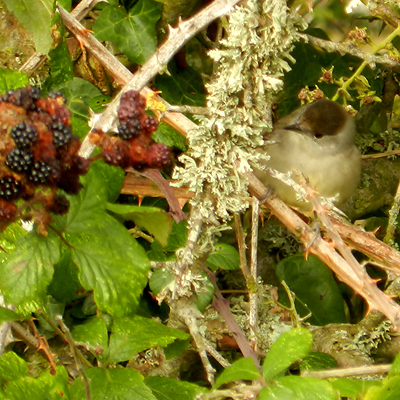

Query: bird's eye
left=314, top=133, right=323, bottom=139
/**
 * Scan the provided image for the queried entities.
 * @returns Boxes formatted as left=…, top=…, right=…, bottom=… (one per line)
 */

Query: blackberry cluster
left=0, top=176, right=21, bottom=200
left=0, top=86, right=91, bottom=230
left=11, top=122, right=38, bottom=148
left=94, top=90, right=172, bottom=170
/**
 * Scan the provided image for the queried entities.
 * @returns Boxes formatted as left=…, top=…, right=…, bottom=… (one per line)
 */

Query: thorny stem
left=302, top=364, right=392, bottom=379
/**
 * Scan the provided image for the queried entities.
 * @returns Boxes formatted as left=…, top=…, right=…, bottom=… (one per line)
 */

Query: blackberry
left=47, top=194, right=70, bottom=215
left=0, top=177, right=21, bottom=200
left=52, top=122, right=72, bottom=147
left=6, top=148, right=33, bottom=172
left=146, top=143, right=172, bottom=169
left=143, top=116, right=158, bottom=133
left=10, top=121, right=38, bottom=148
left=31, top=86, right=41, bottom=100
left=118, top=119, right=143, bottom=140
left=120, top=90, right=145, bottom=108
left=28, top=161, right=56, bottom=184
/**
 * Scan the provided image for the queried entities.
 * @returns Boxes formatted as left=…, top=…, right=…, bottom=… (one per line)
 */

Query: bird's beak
left=284, top=122, right=303, bottom=132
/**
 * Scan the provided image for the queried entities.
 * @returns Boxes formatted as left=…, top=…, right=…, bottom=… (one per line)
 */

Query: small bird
left=253, top=99, right=361, bottom=211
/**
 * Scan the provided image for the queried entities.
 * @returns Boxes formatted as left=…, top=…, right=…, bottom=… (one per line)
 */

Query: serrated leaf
left=206, top=243, right=240, bottom=272
left=329, top=378, right=380, bottom=399
left=70, top=214, right=149, bottom=317
left=276, top=254, right=347, bottom=325
left=3, top=366, right=70, bottom=400
left=155, top=62, right=206, bottom=106
left=214, top=358, right=261, bottom=389
left=71, top=316, right=109, bottom=361
left=145, top=376, right=205, bottom=400
left=364, top=376, right=400, bottom=400
left=262, top=327, right=312, bottom=381
left=0, top=69, right=29, bottom=94
left=72, top=368, right=157, bottom=400
left=0, top=230, right=60, bottom=306
left=153, top=123, right=187, bottom=151
left=109, top=315, right=190, bottom=362
left=94, top=0, right=162, bottom=64
left=259, top=376, right=337, bottom=400
left=3, top=0, right=54, bottom=54
left=0, top=352, right=29, bottom=382
left=107, top=203, right=174, bottom=247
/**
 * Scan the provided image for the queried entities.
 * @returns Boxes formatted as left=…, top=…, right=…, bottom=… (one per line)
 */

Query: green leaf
left=72, top=368, right=157, bottom=400
left=0, top=222, right=27, bottom=263
left=145, top=376, right=205, bottom=400
left=47, top=249, right=83, bottom=304
left=153, top=123, right=187, bottom=151
left=206, top=243, right=240, bottom=272
left=276, top=254, right=347, bottom=325
left=3, top=0, right=54, bottom=54
left=109, top=315, right=190, bottom=362
left=149, top=269, right=175, bottom=295
left=262, top=327, right=312, bottom=381
left=299, top=352, right=337, bottom=372
left=0, top=69, right=29, bottom=94
left=0, top=229, right=60, bottom=307
left=364, top=376, right=400, bottom=400
left=93, top=0, right=162, bottom=64
left=0, top=352, right=29, bottom=382
left=389, top=346, right=400, bottom=376
left=259, top=376, right=337, bottom=400
left=88, top=95, right=112, bottom=113
left=3, top=366, right=70, bottom=400
left=70, top=214, right=149, bottom=317
left=57, top=77, right=102, bottom=120
left=54, top=162, right=149, bottom=317
left=214, top=358, right=261, bottom=389
left=156, top=62, right=206, bottom=106
left=107, top=203, right=174, bottom=247
left=329, top=378, right=380, bottom=399
left=196, top=272, right=214, bottom=313
left=46, top=40, right=74, bottom=87
left=71, top=316, right=109, bottom=361
left=0, top=307, right=22, bottom=324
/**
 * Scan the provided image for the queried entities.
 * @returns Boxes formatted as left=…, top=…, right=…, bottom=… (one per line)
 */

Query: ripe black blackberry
left=120, top=91, right=145, bottom=108
left=28, top=161, right=56, bottom=184
left=6, top=148, right=33, bottom=172
left=0, top=177, right=21, bottom=201
left=10, top=122, right=38, bottom=148
left=118, top=119, right=143, bottom=140
left=52, top=122, right=72, bottom=147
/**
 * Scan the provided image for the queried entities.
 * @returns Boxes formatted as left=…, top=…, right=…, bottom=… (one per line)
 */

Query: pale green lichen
left=173, top=0, right=307, bottom=249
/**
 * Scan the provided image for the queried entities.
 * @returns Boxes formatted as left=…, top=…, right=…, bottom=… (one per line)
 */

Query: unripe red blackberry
left=143, top=116, right=158, bottom=133
left=6, top=148, right=33, bottom=172
left=52, top=122, right=72, bottom=147
left=46, top=194, right=70, bottom=215
left=146, top=143, right=172, bottom=169
left=11, top=121, right=38, bottom=148
left=0, top=176, right=21, bottom=200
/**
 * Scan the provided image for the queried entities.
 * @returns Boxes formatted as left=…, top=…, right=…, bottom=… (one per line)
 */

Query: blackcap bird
left=253, top=99, right=361, bottom=211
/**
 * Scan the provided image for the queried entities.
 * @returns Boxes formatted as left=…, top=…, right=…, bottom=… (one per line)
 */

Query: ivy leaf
left=108, top=315, right=190, bottom=362
left=0, top=229, right=61, bottom=307
left=93, top=0, right=162, bottom=65
left=3, top=0, right=54, bottom=54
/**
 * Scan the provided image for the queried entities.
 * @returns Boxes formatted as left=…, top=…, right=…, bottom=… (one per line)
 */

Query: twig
left=249, top=197, right=259, bottom=351
left=243, top=171, right=400, bottom=330
left=20, top=0, right=102, bottom=76
left=302, top=364, right=391, bottom=379
left=362, top=149, right=400, bottom=159
left=306, top=35, right=400, bottom=70
left=58, top=0, right=240, bottom=158
left=384, top=174, right=400, bottom=245
left=208, top=271, right=261, bottom=370
left=56, top=317, right=92, bottom=400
